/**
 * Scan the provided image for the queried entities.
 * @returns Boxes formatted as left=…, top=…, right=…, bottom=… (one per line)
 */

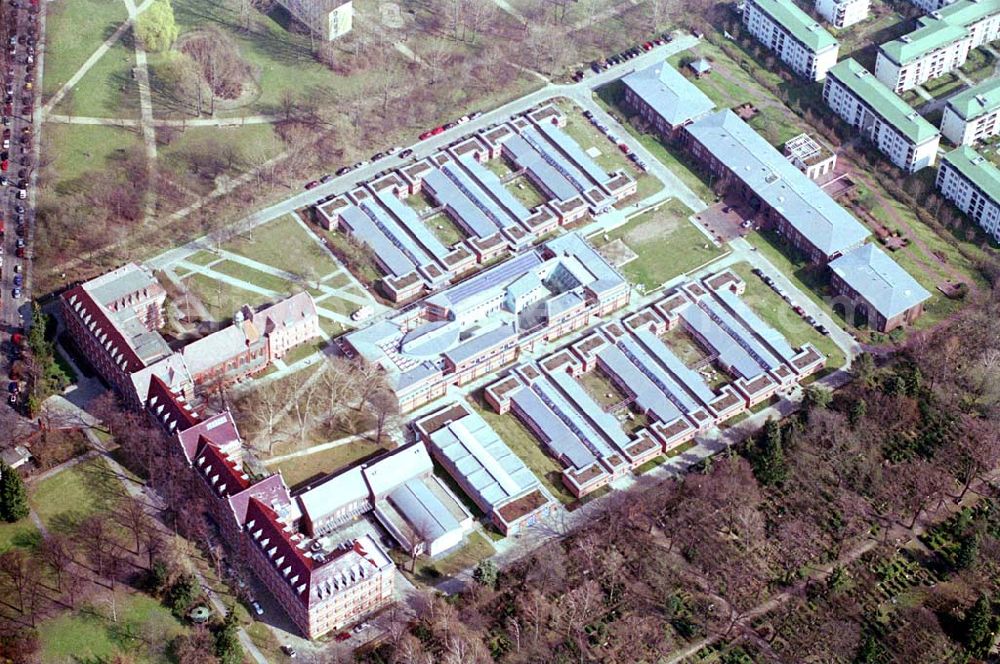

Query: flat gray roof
left=505, top=134, right=578, bottom=201
left=423, top=167, right=502, bottom=238
left=458, top=155, right=533, bottom=223
left=511, top=385, right=598, bottom=469
left=340, top=205, right=416, bottom=277
left=597, top=343, right=683, bottom=423
left=679, top=304, right=764, bottom=380
left=632, top=327, right=716, bottom=404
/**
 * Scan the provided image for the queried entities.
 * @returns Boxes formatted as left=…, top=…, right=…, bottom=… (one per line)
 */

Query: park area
left=591, top=199, right=724, bottom=291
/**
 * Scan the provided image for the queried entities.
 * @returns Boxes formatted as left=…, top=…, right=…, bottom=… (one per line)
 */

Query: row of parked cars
left=304, top=110, right=490, bottom=190
left=751, top=267, right=830, bottom=336
left=586, top=33, right=674, bottom=76
left=581, top=109, right=648, bottom=172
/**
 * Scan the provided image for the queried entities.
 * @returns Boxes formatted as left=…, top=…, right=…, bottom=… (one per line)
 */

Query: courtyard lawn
left=590, top=200, right=724, bottom=291
left=270, top=441, right=387, bottom=490
left=208, top=260, right=297, bottom=294
left=471, top=400, right=575, bottom=506
left=184, top=250, right=220, bottom=266
left=42, top=0, right=129, bottom=97
left=31, top=457, right=119, bottom=534
left=278, top=337, right=328, bottom=366
left=730, top=262, right=847, bottom=369
left=38, top=592, right=187, bottom=664
left=507, top=176, right=548, bottom=210
left=662, top=327, right=710, bottom=367
left=317, top=295, right=359, bottom=319
left=222, top=215, right=341, bottom=281
left=424, top=213, right=467, bottom=247
left=635, top=455, right=668, bottom=475
left=577, top=370, right=627, bottom=409
left=52, top=32, right=139, bottom=119
left=183, top=272, right=273, bottom=322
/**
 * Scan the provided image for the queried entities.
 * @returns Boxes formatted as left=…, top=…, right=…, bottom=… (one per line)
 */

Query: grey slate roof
left=632, top=327, right=716, bottom=404
left=443, top=322, right=518, bottom=366
left=623, top=60, right=716, bottom=127
left=511, top=386, right=598, bottom=469
left=423, top=167, right=502, bottom=238
left=376, top=191, right=450, bottom=259
left=829, top=244, right=931, bottom=319
left=458, top=155, right=533, bottom=222
left=679, top=304, right=764, bottom=380
left=340, top=205, right=416, bottom=277
left=597, top=344, right=683, bottom=423
left=504, top=134, right=579, bottom=201
left=686, top=110, right=870, bottom=258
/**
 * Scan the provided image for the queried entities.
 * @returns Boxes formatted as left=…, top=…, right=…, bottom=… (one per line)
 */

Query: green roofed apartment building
left=936, top=146, right=1000, bottom=242
left=824, top=59, right=941, bottom=172
left=941, top=78, right=1000, bottom=145
left=874, top=0, right=1000, bottom=92
left=742, top=0, right=840, bottom=81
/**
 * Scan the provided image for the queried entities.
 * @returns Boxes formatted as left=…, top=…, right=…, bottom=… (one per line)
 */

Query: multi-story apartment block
left=815, top=0, right=871, bottom=28
left=274, top=0, right=353, bottom=40
left=824, top=58, right=941, bottom=172
left=875, top=0, right=1000, bottom=92
left=742, top=0, right=840, bottom=81
left=940, top=77, right=1000, bottom=145
left=621, top=61, right=716, bottom=137
left=683, top=109, right=871, bottom=263
left=936, top=146, right=1000, bottom=242
left=910, top=0, right=958, bottom=12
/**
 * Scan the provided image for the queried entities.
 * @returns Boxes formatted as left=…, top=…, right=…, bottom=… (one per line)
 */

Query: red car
left=643, top=41, right=654, bottom=51
left=431, top=126, right=445, bottom=136
left=1, top=161, right=8, bottom=172
left=304, top=180, right=319, bottom=190
left=618, top=143, right=630, bottom=154
left=419, top=130, right=434, bottom=140
left=334, top=632, right=351, bottom=642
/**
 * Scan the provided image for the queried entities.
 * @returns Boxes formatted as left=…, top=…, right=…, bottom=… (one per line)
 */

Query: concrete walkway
left=46, top=113, right=281, bottom=127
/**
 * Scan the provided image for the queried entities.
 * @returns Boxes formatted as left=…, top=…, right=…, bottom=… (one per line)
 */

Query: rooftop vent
left=901, top=35, right=912, bottom=43
left=976, top=94, right=988, bottom=106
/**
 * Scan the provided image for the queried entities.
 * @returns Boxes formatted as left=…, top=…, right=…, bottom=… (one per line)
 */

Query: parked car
left=11, top=287, right=20, bottom=298
left=399, top=148, right=414, bottom=159
left=335, top=632, right=351, bottom=642
left=304, top=180, right=319, bottom=190
left=281, top=645, right=298, bottom=658
left=250, top=600, right=264, bottom=616
left=319, top=173, right=334, bottom=184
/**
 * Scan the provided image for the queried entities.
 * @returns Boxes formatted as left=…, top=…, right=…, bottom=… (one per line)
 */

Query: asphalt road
left=0, top=0, right=41, bottom=374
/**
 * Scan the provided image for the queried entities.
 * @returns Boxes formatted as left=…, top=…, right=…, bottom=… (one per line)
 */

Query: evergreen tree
left=848, top=399, right=867, bottom=428
left=964, top=595, right=995, bottom=658
left=473, top=559, right=499, bottom=588
left=751, top=419, right=787, bottom=486
left=804, top=385, right=832, bottom=411
left=854, top=633, right=883, bottom=664
left=956, top=533, right=980, bottom=571
left=214, top=608, right=244, bottom=664
left=0, top=461, right=29, bottom=522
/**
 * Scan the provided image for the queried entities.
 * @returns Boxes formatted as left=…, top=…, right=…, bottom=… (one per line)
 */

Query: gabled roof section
left=623, top=60, right=716, bottom=127
left=685, top=110, right=871, bottom=257
left=828, top=59, right=941, bottom=145
left=62, top=285, right=147, bottom=374
left=228, top=473, right=293, bottom=528
left=145, top=374, right=200, bottom=434
left=194, top=441, right=251, bottom=498
left=245, top=498, right=313, bottom=600
left=830, top=244, right=932, bottom=319
left=177, top=410, right=241, bottom=464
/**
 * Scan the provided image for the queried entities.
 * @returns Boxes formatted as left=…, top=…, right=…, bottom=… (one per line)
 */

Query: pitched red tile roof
left=245, top=498, right=314, bottom=600
left=146, top=374, right=200, bottom=433
left=193, top=441, right=250, bottom=498
left=63, top=285, right=145, bottom=374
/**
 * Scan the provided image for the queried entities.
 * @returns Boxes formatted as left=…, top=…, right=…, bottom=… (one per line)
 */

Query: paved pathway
left=121, top=0, right=158, bottom=222
left=46, top=113, right=280, bottom=127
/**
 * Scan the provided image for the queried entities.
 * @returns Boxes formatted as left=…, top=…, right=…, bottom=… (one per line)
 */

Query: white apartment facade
left=936, top=147, right=1000, bottom=241
left=743, top=0, right=840, bottom=81
left=940, top=79, right=1000, bottom=144
left=875, top=0, right=1000, bottom=92
left=825, top=59, right=941, bottom=172
left=816, top=0, right=871, bottom=28
left=910, top=0, right=958, bottom=12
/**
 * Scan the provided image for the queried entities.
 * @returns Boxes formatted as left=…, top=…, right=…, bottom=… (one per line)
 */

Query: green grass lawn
left=662, top=327, right=710, bottom=367
left=317, top=294, right=359, bottom=319
left=278, top=337, right=328, bottom=366
left=185, top=250, right=220, bottom=266
left=183, top=272, right=274, bottom=322
left=418, top=531, right=495, bottom=580
left=0, top=517, right=41, bottom=553
left=31, top=457, right=119, bottom=533
left=635, top=455, right=668, bottom=475
left=424, top=212, right=466, bottom=247
left=486, top=158, right=514, bottom=179
left=39, top=592, right=187, bottom=664
left=209, top=260, right=297, bottom=294
left=43, top=124, right=142, bottom=185
left=590, top=200, right=723, bottom=290
left=157, top=124, right=286, bottom=196
left=52, top=30, right=139, bottom=118
left=729, top=262, right=847, bottom=369
left=223, top=215, right=341, bottom=280
left=42, top=0, right=129, bottom=97
left=471, top=400, right=575, bottom=506
left=271, top=441, right=387, bottom=489
left=577, top=370, right=627, bottom=408
left=507, top=176, right=548, bottom=209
